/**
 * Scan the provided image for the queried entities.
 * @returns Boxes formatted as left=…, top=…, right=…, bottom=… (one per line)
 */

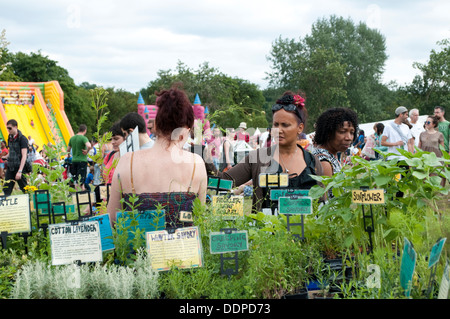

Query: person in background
left=101, top=132, right=113, bottom=159
left=434, top=106, right=450, bottom=153
left=362, top=123, right=384, bottom=161
left=0, top=140, right=8, bottom=179
left=2, top=119, right=29, bottom=196
left=208, top=127, right=223, bottom=170
left=102, top=122, right=125, bottom=185
left=235, top=122, right=250, bottom=143
left=312, top=108, right=358, bottom=177
left=107, top=85, right=207, bottom=228
left=409, top=108, right=424, bottom=152
left=147, top=118, right=156, bottom=140
left=219, top=128, right=236, bottom=172
left=372, top=123, right=386, bottom=160
left=120, top=112, right=154, bottom=150
left=419, top=115, right=445, bottom=186
left=353, top=130, right=365, bottom=156
left=67, top=124, right=92, bottom=190
left=381, top=106, right=414, bottom=161
left=85, top=166, right=94, bottom=192
left=419, top=115, right=445, bottom=157
left=93, top=122, right=125, bottom=209
left=297, top=132, right=310, bottom=149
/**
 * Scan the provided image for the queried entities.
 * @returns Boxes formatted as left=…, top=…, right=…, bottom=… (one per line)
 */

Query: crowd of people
left=2, top=85, right=449, bottom=226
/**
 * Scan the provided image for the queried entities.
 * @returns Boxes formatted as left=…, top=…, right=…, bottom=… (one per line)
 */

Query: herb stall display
left=1, top=144, right=450, bottom=299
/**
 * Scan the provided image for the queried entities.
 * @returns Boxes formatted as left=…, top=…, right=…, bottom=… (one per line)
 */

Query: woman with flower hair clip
left=205, top=91, right=323, bottom=213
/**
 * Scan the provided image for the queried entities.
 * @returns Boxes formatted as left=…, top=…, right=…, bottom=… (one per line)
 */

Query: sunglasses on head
left=272, top=104, right=303, bottom=122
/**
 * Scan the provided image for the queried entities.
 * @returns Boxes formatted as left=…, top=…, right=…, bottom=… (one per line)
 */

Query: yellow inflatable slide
left=0, top=81, right=74, bottom=151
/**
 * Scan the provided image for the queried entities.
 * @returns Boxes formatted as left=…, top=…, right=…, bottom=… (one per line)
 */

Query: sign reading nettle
left=210, top=230, right=249, bottom=254
left=0, top=194, right=31, bottom=234
left=351, top=189, right=385, bottom=204
left=146, top=226, right=203, bottom=271
left=49, top=220, right=103, bottom=266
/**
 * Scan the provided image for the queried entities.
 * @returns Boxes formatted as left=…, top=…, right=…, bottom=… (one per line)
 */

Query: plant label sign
left=116, top=210, right=166, bottom=242
left=210, top=230, right=249, bottom=254
left=0, top=194, right=31, bottom=234
left=211, top=195, right=244, bottom=219
left=89, top=214, right=115, bottom=252
left=49, top=220, right=102, bottom=266
left=278, top=196, right=313, bottom=215
left=438, top=259, right=449, bottom=299
left=258, top=173, right=289, bottom=188
left=270, top=189, right=309, bottom=201
left=146, top=226, right=203, bottom=271
left=119, top=125, right=139, bottom=155
left=400, top=237, right=417, bottom=297
left=428, top=237, right=446, bottom=268
left=351, top=189, right=385, bottom=204
left=207, top=177, right=233, bottom=190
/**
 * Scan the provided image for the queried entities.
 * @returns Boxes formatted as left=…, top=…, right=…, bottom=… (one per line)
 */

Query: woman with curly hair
left=205, top=91, right=324, bottom=213
left=312, top=108, right=358, bottom=177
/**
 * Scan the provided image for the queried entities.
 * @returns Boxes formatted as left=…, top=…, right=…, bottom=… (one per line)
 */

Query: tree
left=406, top=38, right=450, bottom=113
left=0, top=29, right=19, bottom=82
left=142, top=61, right=267, bottom=130
left=9, top=50, right=97, bottom=136
left=266, top=15, right=389, bottom=127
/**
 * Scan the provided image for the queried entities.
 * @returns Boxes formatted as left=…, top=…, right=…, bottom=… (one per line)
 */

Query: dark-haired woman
left=107, top=85, right=207, bottom=228
left=94, top=122, right=125, bottom=210
left=419, top=115, right=444, bottom=157
left=205, top=91, right=323, bottom=213
left=312, top=108, right=358, bottom=177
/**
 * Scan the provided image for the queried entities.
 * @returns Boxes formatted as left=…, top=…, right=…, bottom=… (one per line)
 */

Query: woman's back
left=117, top=145, right=204, bottom=195
left=107, top=85, right=207, bottom=227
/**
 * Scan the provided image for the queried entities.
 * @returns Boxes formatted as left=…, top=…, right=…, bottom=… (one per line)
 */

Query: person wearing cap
left=381, top=106, right=414, bottom=161
left=235, top=122, right=250, bottom=143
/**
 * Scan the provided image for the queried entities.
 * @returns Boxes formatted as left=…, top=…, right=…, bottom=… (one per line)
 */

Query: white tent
left=306, top=115, right=428, bottom=141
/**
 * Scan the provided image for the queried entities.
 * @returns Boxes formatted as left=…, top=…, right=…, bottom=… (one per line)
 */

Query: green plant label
left=351, top=189, right=385, bottom=204
left=89, top=214, right=114, bottom=252
left=117, top=210, right=166, bottom=242
left=270, top=189, right=309, bottom=201
left=207, top=177, right=233, bottom=190
left=210, top=230, right=249, bottom=254
left=428, top=237, right=446, bottom=268
left=278, top=196, right=312, bottom=215
left=400, top=237, right=417, bottom=297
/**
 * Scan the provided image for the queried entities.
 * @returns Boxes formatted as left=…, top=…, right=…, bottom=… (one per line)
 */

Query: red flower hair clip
left=293, top=95, right=305, bottom=108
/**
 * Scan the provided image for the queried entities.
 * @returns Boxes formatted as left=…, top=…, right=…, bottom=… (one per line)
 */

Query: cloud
left=1, top=0, right=449, bottom=93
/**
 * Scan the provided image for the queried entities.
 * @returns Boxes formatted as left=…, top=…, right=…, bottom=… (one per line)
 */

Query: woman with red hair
left=107, top=84, right=207, bottom=228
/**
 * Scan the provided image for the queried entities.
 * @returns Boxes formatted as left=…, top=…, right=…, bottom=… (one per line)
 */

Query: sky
left=1, top=0, right=449, bottom=94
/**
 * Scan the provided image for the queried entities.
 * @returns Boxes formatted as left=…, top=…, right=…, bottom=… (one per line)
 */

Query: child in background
left=84, top=166, right=94, bottom=192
